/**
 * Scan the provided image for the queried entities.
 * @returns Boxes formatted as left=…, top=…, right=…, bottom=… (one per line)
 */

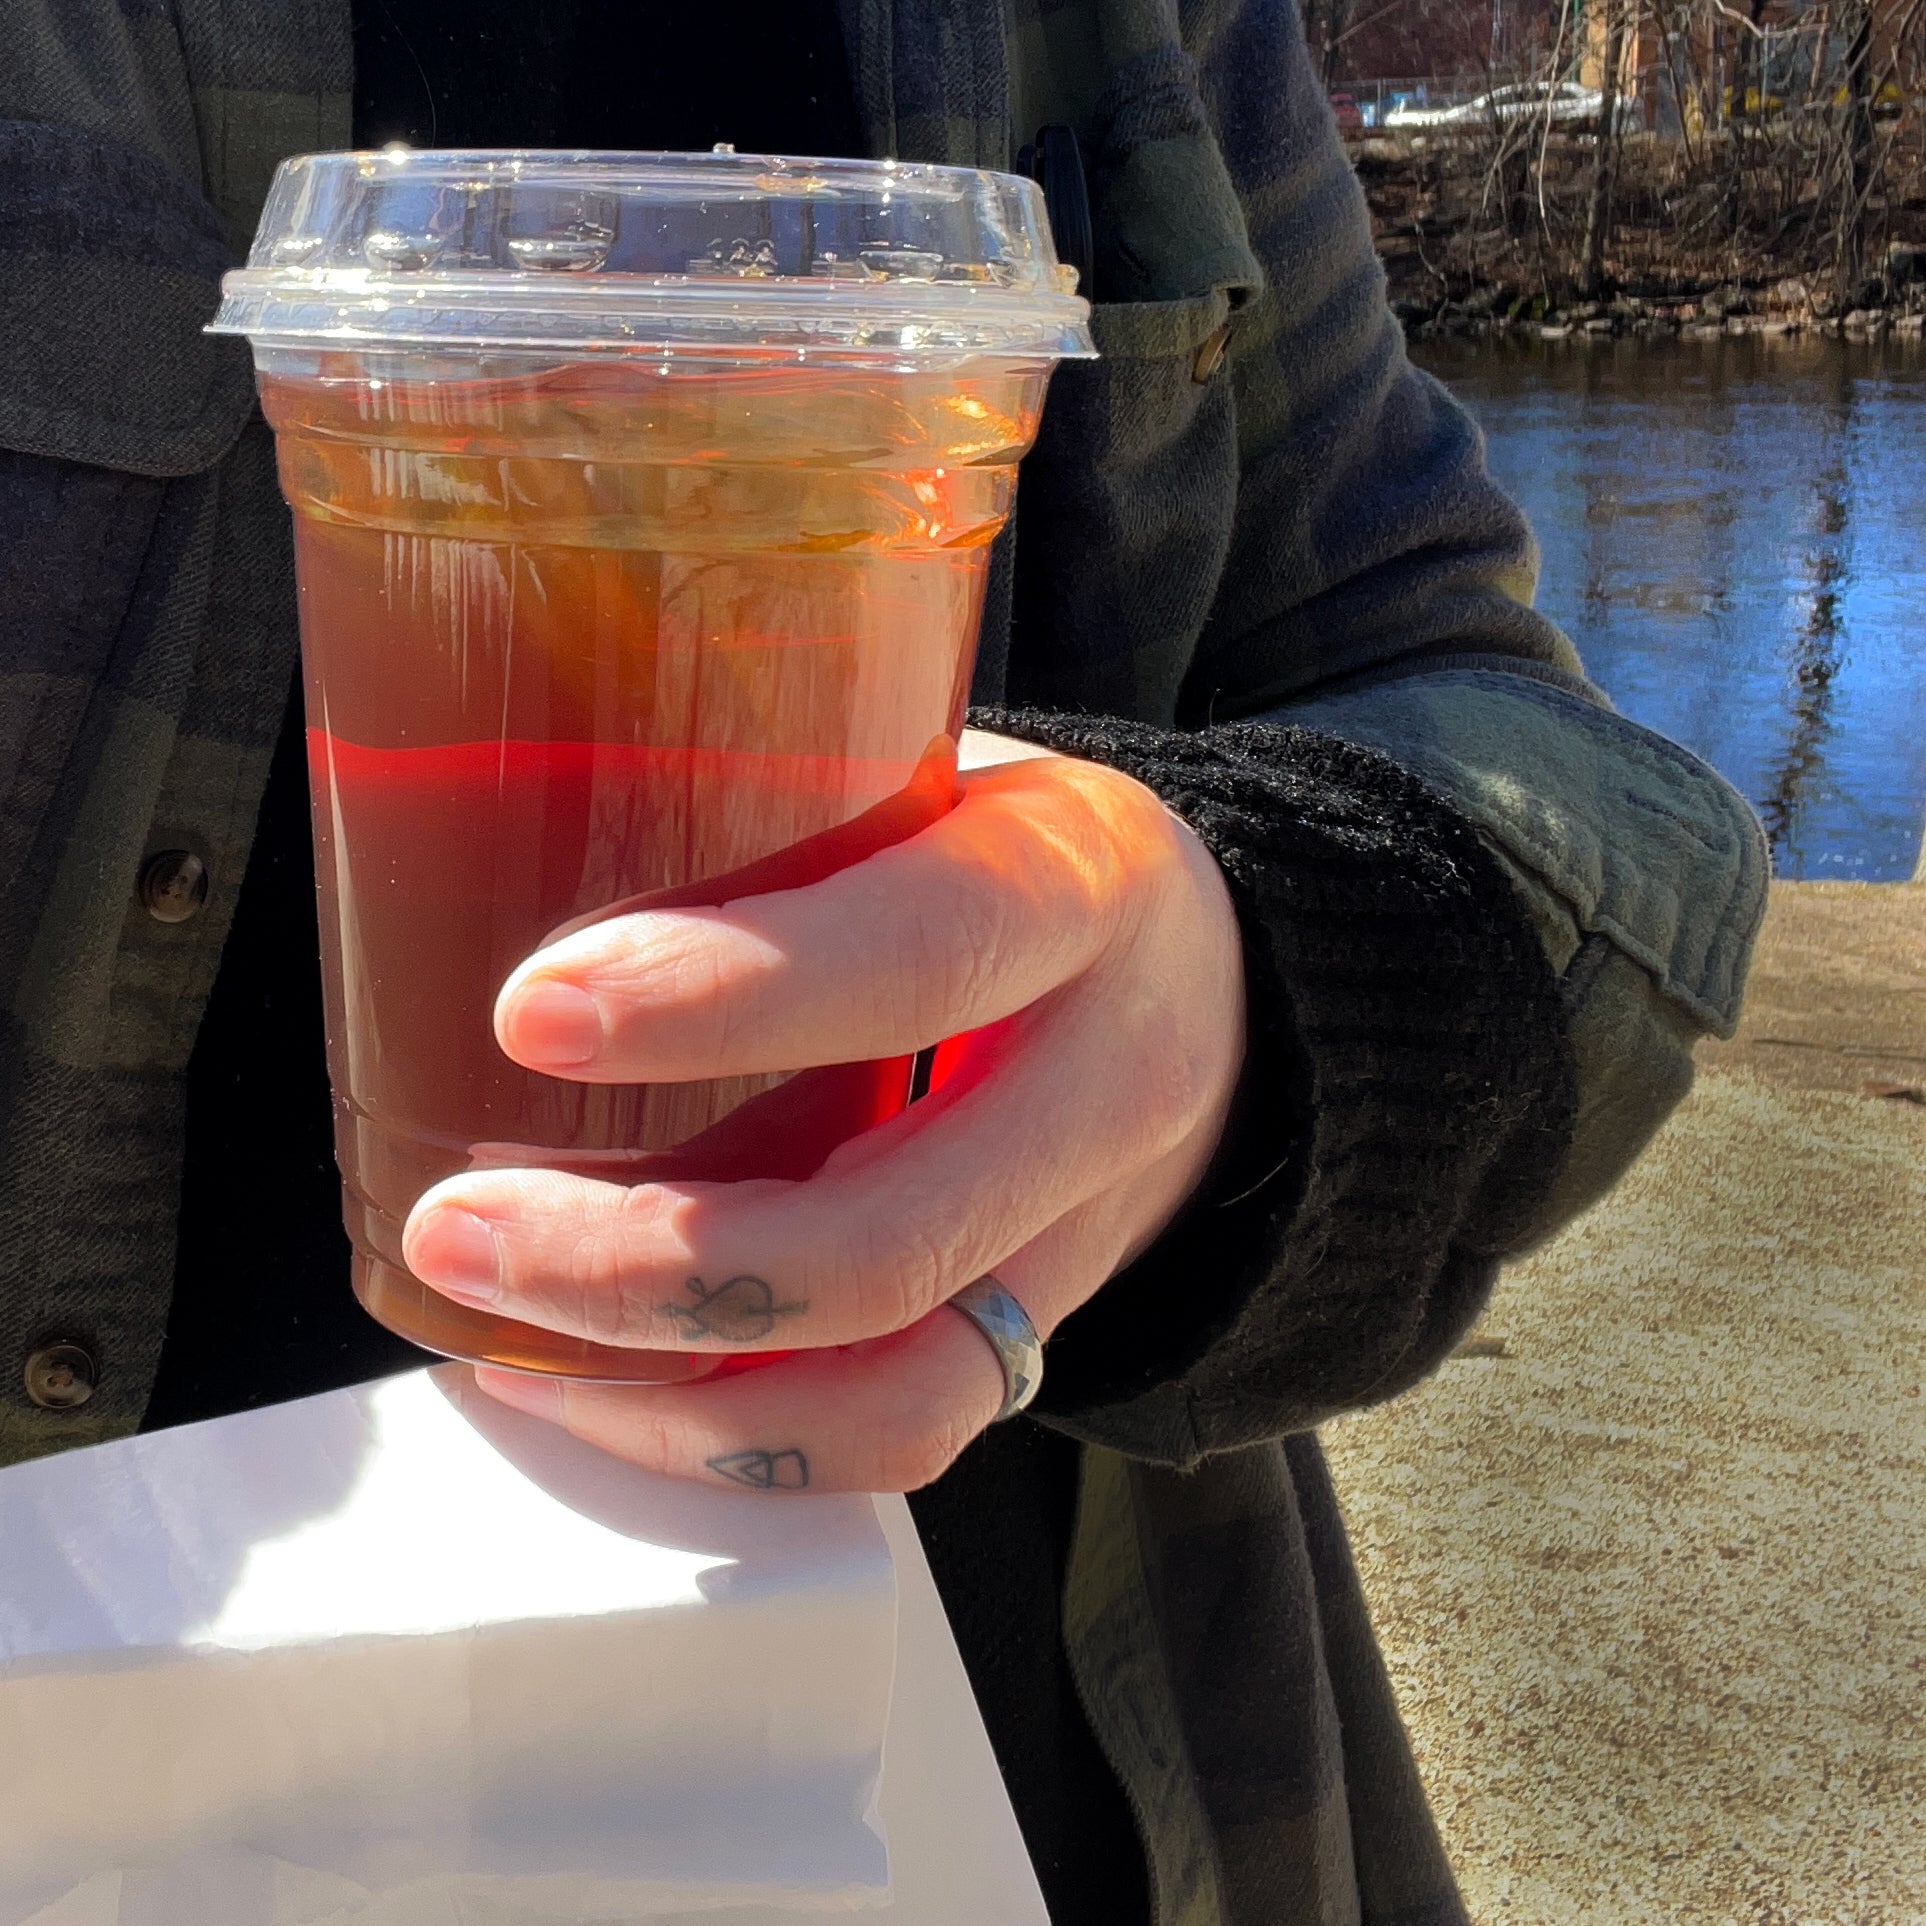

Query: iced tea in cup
left=209, top=149, right=1093, bottom=1378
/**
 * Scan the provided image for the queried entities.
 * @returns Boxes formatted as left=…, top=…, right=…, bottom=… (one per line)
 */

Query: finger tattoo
left=663, top=1275, right=807, bottom=1344
left=707, top=1448, right=811, bottom=1491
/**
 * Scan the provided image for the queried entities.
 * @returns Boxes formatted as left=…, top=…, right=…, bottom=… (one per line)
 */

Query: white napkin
left=0, top=1370, right=896, bottom=1921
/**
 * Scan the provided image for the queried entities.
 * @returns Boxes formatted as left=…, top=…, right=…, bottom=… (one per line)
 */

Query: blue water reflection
left=1414, top=335, right=1926, bottom=879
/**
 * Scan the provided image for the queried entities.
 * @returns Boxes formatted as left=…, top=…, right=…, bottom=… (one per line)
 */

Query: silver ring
left=948, top=1275, right=1044, bottom=1422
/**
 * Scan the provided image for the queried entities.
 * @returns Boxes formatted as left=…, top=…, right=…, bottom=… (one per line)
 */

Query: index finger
left=491, top=754, right=1176, bottom=1084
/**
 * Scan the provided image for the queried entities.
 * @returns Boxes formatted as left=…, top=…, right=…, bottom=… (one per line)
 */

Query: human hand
left=405, top=729, right=1245, bottom=1493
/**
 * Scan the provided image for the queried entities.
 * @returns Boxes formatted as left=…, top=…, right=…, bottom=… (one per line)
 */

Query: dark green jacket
left=0, top=1, right=1767, bottom=1919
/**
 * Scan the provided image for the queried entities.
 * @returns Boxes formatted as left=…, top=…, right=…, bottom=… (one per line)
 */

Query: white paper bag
left=0, top=1371, right=896, bottom=1920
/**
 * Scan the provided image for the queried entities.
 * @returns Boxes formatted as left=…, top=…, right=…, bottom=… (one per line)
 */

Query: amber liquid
left=261, top=353, right=1048, bottom=1376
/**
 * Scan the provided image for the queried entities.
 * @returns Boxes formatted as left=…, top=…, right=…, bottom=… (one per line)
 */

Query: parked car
left=1327, top=91, right=1365, bottom=135
left=1387, top=81, right=1640, bottom=133
left=1383, top=93, right=1458, bottom=130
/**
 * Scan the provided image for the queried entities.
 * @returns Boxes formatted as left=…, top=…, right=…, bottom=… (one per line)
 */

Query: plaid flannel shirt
left=0, top=2, right=1766, bottom=1918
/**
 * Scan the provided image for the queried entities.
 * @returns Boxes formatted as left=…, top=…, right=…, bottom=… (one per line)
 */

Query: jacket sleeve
left=986, top=0, right=1769, bottom=1466
left=1178, top=0, right=1766, bottom=1155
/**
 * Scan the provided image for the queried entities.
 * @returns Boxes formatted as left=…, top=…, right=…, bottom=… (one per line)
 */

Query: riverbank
left=1399, top=276, right=1926, bottom=342
left=1357, top=136, right=1926, bottom=342
left=1324, top=879, right=1926, bottom=1923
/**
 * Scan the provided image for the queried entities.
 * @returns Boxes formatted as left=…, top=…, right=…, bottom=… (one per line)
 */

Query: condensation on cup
left=209, top=147, right=1095, bottom=1378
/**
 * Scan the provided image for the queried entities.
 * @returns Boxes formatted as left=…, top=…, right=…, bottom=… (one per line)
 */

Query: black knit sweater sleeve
left=971, top=708, right=1578, bottom=1469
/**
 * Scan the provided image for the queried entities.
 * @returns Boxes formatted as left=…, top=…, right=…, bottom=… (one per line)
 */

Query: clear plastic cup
left=210, top=148, right=1093, bottom=1378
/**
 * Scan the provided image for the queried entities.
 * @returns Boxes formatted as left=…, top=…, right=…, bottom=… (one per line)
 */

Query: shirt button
left=23, top=1342, right=98, bottom=1411
left=138, top=849, right=209, bottom=924
left=1191, top=321, right=1233, bottom=383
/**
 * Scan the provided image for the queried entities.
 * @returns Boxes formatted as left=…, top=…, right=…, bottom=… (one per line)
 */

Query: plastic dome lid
left=210, top=147, right=1097, bottom=364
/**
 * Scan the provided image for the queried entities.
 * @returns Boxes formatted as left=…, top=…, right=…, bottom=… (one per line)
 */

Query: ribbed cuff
left=970, top=708, right=1576, bottom=1465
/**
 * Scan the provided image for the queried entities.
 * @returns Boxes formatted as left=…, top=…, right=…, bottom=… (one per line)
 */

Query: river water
left=1414, top=334, right=1926, bottom=880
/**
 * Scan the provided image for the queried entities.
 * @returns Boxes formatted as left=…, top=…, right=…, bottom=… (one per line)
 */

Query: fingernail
left=409, top=1208, right=504, bottom=1306
left=501, top=979, right=605, bottom=1068
left=473, top=1367, right=563, bottom=1423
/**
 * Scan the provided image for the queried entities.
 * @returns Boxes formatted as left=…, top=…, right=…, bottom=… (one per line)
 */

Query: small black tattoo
left=664, top=1275, right=806, bottom=1343
left=708, top=1448, right=811, bottom=1491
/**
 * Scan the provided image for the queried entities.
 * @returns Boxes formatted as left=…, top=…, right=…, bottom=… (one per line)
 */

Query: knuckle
left=1154, top=1004, right=1221, bottom=1126
left=1077, top=987, right=1221, bottom=1172
left=488, top=1178, right=627, bottom=1345
left=1144, top=1004, right=1230, bottom=1150
left=1024, top=766, right=1167, bottom=944
left=839, top=1209, right=957, bottom=1339
left=904, top=874, right=1008, bottom=1038
left=567, top=1226, right=637, bottom=1345
left=705, top=956, right=769, bottom=1067
left=666, top=929, right=743, bottom=1063
left=865, top=1412, right=977, bottom=1493
left=602, top=917, right=739, bottom=1064
left=563, top=1187, right=667, bottom=1344
left=583, top=1395, right=678, bottom=1470
left=898, top=1208, right=968, bottom=1317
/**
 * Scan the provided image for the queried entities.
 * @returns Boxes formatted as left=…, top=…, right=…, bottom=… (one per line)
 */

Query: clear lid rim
left=264, top=145, right=1040, bottom=178
left=208, top=280, right=1097, bottom=358
left=212, top=265, right=1093, bottom=312
left=212, top=147, right=1097, bottom=358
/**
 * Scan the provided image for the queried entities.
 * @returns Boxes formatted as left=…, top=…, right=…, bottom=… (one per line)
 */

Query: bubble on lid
left=506, top=227, right=615, bottom=273
left=364, top=230, right=446, bottom=271
left=857, top=246, right=945, bottom=282
left=268, top=234, right=325, bottom=266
